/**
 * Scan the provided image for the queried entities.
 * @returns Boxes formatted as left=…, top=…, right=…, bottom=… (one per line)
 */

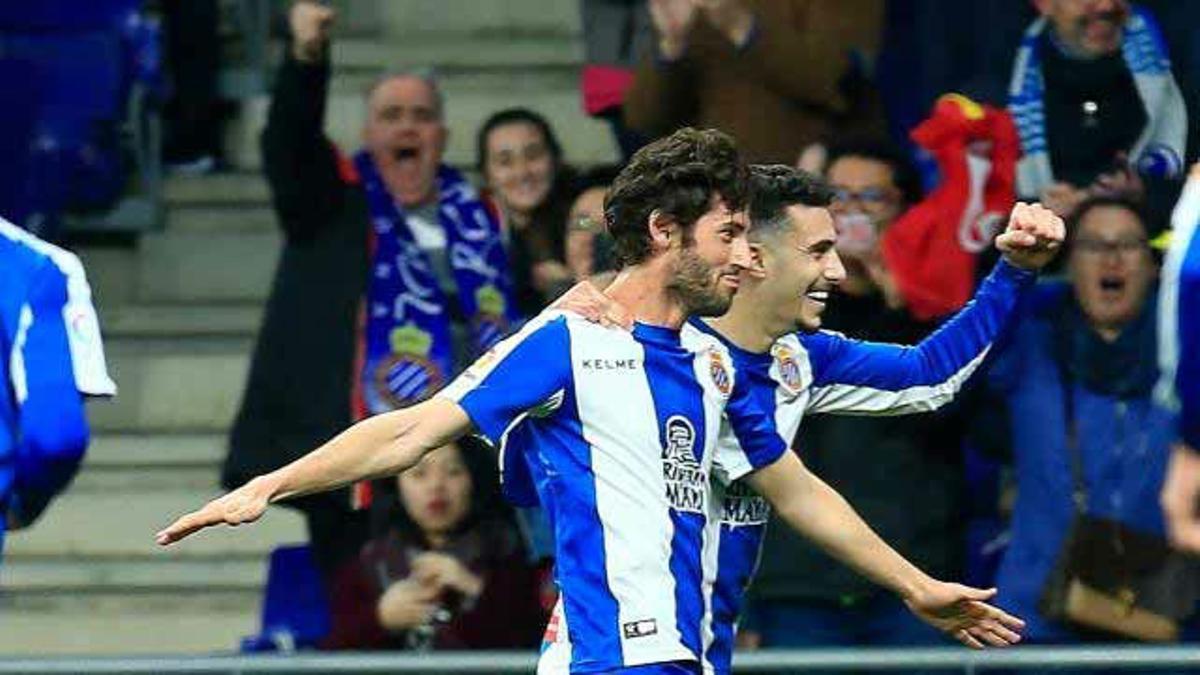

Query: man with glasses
left=981, top=194, right=1178, bottom=644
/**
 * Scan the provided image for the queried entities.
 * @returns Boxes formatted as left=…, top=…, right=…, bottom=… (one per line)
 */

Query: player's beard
left=668, top=246, right=733, bottom=317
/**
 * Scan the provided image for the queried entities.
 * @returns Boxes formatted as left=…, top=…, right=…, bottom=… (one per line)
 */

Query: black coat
left=222, top=54, right=369, bottom=510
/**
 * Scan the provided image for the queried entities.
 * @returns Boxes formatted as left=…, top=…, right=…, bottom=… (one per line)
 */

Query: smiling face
left=1068, top=204, right=1155, bottom=337
left=665, top=196, right=753, bottom=317
left=483, top=121, right=556, bottom=221
left=396, top=443, right=473, bottom=540
left=363, top=75, right=448, bottom=207
left=753, top=205, right=846, bottom=332
left=1036, top=0, right=1129, bottom=58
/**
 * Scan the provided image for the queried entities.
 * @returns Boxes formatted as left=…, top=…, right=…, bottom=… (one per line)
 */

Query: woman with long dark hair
left=321, top=437, right=548, bottom=650
left=477, top=108, right=579, bottom=314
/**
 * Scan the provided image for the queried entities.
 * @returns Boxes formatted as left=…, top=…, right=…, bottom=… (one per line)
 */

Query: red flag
left=881, top=94, right=1019, bottom=320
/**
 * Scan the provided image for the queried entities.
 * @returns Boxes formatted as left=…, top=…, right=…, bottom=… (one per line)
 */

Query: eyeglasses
left=1073, top=237, right=1147, bottom=256
left=832, top=187, right=896, bottom=207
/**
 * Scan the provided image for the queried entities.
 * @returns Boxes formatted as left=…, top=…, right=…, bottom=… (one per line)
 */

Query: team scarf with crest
left=1009, top=4, right=1187, bottom=197
left=354, top=151, right=520, bottom=415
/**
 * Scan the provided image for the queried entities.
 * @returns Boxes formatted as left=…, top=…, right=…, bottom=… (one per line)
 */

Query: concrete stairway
left=1, top=0, right=616, bottom=655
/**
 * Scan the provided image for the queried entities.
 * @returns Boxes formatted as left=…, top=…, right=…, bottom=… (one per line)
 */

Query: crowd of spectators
left=2, top=0, right=1199, bottom=662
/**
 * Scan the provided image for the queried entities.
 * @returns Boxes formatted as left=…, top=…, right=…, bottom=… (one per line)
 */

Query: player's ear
left=747, top=243, right=768, bottom=278
left=648, top=210, right=678, bottom=252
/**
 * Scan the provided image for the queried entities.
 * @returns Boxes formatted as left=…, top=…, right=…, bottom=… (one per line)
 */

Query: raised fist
left=994, top=201, right=1066, bottom=272
left=290, top=1, right=336, bottom=63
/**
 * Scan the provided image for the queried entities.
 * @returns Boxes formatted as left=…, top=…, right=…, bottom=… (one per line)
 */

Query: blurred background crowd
left=1, top=0, right=1199, bottom=667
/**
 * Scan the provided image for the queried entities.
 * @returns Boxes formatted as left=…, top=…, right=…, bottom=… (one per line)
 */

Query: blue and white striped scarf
left=1008, top=5, right=1187, bottom=197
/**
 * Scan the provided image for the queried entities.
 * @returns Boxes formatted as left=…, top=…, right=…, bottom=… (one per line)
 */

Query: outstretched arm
left=156, top=313, right=575, bottom=546
left=747, top=452, right=1024, bottom=648
left=156, top=398, right=471, bottom=545
left=804, top=202, right=1062, bottom=416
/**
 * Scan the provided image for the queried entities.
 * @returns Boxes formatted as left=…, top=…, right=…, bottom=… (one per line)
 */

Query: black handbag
left=1038, top=362, right=1200, bottom=641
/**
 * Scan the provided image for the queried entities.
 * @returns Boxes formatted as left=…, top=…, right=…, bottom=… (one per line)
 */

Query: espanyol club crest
left=708, top=350, right=732, bottom=396
left=774, top=344, right=804, bottom=392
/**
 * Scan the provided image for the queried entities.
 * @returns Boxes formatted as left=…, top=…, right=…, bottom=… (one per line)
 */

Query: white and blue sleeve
left=437, top=312, right=573, bottom=446
left=801, top=259, right=1035, bottom=415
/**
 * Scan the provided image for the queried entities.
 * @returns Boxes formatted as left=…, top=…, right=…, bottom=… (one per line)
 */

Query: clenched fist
left=290, top=1, right=336, bottom=64
left=995, top=201, right=1066, bottom=272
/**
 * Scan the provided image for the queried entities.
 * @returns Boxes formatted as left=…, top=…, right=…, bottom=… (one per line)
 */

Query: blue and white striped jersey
left=696, top=259, right=1035, bottom=674
left=437, top=311, right=787, bottom=673
left=1158, top=176, right=1200, bottom=449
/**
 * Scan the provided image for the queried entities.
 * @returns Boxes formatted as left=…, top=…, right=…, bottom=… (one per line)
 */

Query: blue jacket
left=989, top=284, right=1174, bottom=641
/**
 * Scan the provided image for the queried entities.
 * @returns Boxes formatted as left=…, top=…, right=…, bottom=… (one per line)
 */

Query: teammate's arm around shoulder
left=746, top=452, right=1025, bottom=649
left=156, top=398, right=472, bottom=546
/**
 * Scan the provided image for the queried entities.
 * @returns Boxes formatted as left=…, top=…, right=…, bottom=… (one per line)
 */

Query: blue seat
left=0, top=0, right=161, bottom=236
left=0, top=0, right=142, bottom=32
left=240, top=544, right=332, bottom=652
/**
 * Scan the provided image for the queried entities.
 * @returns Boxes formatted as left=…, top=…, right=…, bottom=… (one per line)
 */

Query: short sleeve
left=56, top=253, right=116, bottom=397
left=714, top=367, right=787, bottom=483
left=437, top=313, right=573, bottom=446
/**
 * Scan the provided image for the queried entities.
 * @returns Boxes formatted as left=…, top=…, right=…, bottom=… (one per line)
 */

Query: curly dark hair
left=604, top=127, right=748, bottom=266
left=747, top=164, right=835, bottom=240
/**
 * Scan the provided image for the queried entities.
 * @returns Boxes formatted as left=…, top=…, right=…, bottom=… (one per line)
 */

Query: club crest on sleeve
left=708, top=350, right=732, bottom=396
left=772, top=344, right=805, bottom=393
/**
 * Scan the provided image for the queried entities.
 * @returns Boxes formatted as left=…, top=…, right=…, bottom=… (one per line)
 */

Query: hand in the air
left=995, top=201, right=1065, bottom=272
left=649, top=0, right=698, bottom=60
left=905, top=581, right=1024, bottom=649
left=290, top=1, right=336, bottom=63
left=155, top=475, right=279, bottom=546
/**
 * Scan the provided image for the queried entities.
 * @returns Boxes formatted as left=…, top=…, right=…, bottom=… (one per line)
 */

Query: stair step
left=165, top=205, right=277, bottom=233
left=4, top=491, right=305, bottom=558
left=101, top=304, right=262, bottom=339
left=165, top=173, right=270, bottom=207
left=89, top=336, right=251, bottom=432
left=77, top=246, right=139, bottom=308
left=3, top=556, right=265, bottom=593
left=85, top=434, right=226, bottom=469
left=74, top=432, right=227, bottom=492
left=137, top=230, right=279, bottom=303
left=0, top=595, right=257, bottom=655
left=373, top=0, right=582, bottom=37
left=332, top=34, right=581, bottom=72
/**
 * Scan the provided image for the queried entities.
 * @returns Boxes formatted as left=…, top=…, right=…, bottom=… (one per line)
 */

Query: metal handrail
left=2, top=646, right=1200, bottom=673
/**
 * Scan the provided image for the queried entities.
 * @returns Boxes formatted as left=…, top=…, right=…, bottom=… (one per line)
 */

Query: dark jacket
left=750, top=292, right=967, bottom=605
left=222, top=53, right=369, bottom=505
left=320, top=518, right=549, bottom=651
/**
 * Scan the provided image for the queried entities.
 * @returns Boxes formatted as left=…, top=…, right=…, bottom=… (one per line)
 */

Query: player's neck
left=708, top=292, right=783, bottom=353
left=605, top=265, right=689, bottom=329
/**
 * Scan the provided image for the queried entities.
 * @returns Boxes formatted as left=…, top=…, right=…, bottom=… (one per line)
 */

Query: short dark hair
left=1067, top=194, right=1150, bottom=246
left=825, top=137, right=924, bottom=207
left=748, top=164, right=835, bottom=240
left=604, top=127, right=748, bottom=266
left=476, top=107, right=564, bottom=173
